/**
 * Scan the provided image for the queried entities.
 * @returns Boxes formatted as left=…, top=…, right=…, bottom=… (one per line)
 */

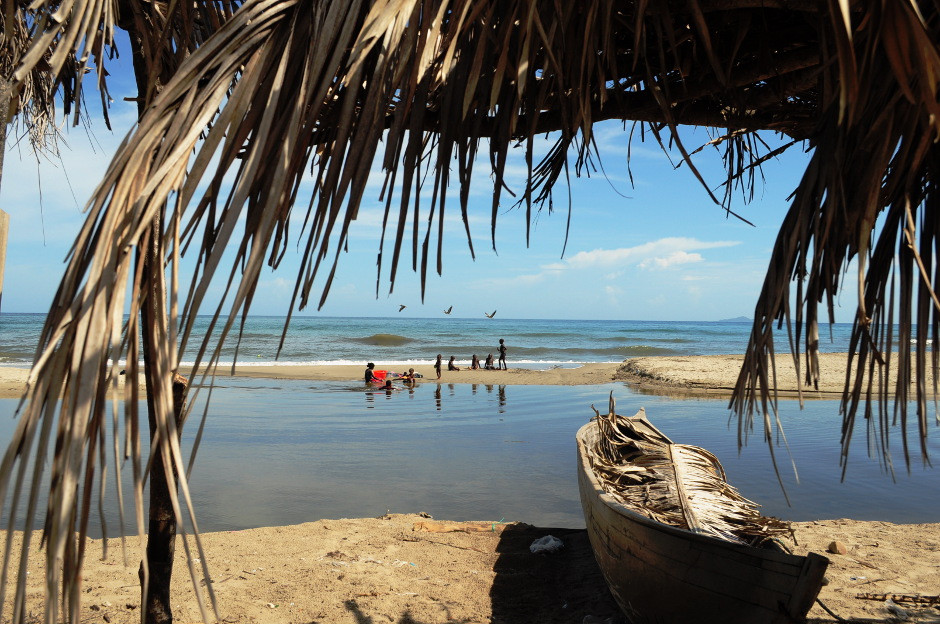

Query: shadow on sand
left=490, top=524, right=621, bottom=623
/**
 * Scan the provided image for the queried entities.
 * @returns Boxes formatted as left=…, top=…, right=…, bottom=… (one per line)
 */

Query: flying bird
left=485, top=310, right=496, bottom=318
left=443, top=306, right=453, bottom=315
left=399, top=305, right=407, bottom=312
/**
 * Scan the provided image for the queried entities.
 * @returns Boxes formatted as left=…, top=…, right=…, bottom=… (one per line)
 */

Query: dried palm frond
left=6, top=0, right=242, bottom=130
left=1, top=1, right=66, bottom=154
left=730, top=0, right=940, bottom=478
left=587, top=398, right=792, bottom=546
left=3, top=0, right=940, bottom=622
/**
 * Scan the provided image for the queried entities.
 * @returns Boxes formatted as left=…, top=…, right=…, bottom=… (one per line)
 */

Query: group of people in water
left=363, top=362, right=421, bottom=392
left=364, top=339, right=508, bottom=387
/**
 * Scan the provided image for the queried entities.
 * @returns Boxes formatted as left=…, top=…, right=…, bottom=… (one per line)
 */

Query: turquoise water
left=1, top=379, right=937, bottom=538
left=0, top=313, right=857, bottom=368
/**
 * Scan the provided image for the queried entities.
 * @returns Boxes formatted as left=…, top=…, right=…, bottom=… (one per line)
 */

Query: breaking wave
left=350, top=333, right=413, bottom=347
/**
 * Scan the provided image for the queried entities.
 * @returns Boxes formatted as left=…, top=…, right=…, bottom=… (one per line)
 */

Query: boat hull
left=576, top=422, right=828, bottom=624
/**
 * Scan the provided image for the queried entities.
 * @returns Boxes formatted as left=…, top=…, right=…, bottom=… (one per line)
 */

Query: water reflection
left=364, top=386, right=399, bottom=401
left=365, top=380, right=510, bottom=414
left=363, top=378, right=414, bottom=402
left=3, top=379, right=939, bottom=536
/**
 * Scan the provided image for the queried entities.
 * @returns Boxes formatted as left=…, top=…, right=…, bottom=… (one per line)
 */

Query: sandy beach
left=617, top=352, right=934, bottom=399
left=3, top=513, right=939, bottom=623
left=2, top=355, right=938, bottom=623
left=0, top=362, right=622, bottom=400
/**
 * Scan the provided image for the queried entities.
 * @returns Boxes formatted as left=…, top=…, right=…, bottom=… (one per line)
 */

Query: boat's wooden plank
left=785, top=552, right=830, bottom=617
left=595, top=511, right=795, bottom=607
left=594, top=489, right=808, bottom=569
left=679, top=561, right=792, bottom=607
left=594, top=496, right=804, bottom=582
left=584, top=515, right=802, bottom=622
left=588, top=478, right=805, bottom=580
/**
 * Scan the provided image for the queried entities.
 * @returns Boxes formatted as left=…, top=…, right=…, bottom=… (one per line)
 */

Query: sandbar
left=0, top=362, right=623, bottom=399
left=617, top=352, right=930, bottom=399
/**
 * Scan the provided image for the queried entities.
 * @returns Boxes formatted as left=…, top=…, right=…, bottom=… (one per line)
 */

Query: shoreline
left=3, top=513, right=938, bottom=623
left=0, top=352, right=889, bottom=400
left=0, top=362, right=624, bottom=399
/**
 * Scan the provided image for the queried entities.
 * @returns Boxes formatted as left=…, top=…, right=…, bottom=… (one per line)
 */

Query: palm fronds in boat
left=586, top=398, right=792, bottom=546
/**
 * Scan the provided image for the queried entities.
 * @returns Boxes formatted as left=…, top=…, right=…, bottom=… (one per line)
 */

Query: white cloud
left=485, top=236, right=739, bottom=287
left=638, top=250, right=702, bottom=269
left=563, top=237, right=737, bottom=271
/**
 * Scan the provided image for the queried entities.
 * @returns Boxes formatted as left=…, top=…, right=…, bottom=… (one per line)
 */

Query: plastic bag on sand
left=884, top=599, right=912, bottom=621
left=530, top=535, right=564, bottom=554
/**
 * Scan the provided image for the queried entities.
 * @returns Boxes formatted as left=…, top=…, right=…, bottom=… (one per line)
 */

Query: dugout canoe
left=576, top=403, right=829, bottom=624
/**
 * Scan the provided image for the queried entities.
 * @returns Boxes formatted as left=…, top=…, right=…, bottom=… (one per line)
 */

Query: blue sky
left=0, top=50, right=853, bottom=322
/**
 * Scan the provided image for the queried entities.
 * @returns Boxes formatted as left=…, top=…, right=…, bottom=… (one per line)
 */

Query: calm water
left=1, top=378, right=937, bottom=538
left=0, top=313, right=857, bottom=368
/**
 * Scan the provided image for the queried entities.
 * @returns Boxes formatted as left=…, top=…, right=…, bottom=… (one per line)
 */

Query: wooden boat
left=576, top=401, right=829, bottom=624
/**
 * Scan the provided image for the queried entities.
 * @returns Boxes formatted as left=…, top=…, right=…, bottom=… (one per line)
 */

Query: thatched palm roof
left=2, top=0, right=939, bottom=621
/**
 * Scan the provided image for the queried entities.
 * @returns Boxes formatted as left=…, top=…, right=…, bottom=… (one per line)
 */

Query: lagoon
left=1, top=378, right=937, bottom=538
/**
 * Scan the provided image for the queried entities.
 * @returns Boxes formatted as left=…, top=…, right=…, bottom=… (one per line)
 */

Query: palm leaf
left=8, top=0, right=244, bottom=130
left=588, top=400, right=792, bottom=546
left=730, top=0, right=940, bottom=481
left=3, top=1, right=940, bottom=621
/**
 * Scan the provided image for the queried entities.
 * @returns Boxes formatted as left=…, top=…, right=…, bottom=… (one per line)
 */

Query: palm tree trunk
left=119, top=3, right=184, bottom=621
left=137, top=345, right=188, bottom=624
left=136, top=207, right=185, bottom=624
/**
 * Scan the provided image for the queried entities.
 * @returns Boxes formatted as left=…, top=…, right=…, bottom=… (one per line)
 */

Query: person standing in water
left=497, top=339, right=507, bottom=370
left=434, top=354, right=442, bottom=379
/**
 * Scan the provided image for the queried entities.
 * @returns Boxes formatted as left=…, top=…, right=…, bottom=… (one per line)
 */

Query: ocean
left=1, top=314, right=937, bottom=537
left=0, top=313, right=856, bottom=368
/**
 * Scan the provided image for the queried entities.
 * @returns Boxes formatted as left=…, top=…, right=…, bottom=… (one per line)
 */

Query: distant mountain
left=717, top=316, right=751, bottom=323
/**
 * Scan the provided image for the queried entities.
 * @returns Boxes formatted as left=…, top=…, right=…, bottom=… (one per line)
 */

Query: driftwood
left=855, top=593, right=940, bottom=606
left=412, top=521, right=511, bottom=534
